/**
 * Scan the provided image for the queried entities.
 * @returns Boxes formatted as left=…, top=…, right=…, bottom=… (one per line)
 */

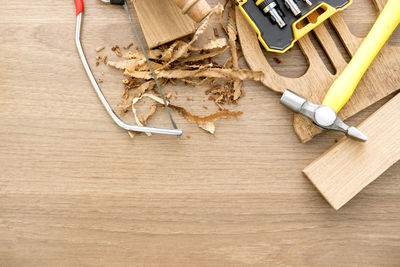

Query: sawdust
left=106, top=2, right=261, bottom=136
left=111, top=45, right=122, bottom=57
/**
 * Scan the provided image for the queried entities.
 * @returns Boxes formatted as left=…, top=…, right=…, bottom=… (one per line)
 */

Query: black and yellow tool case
left=236, top=0, right=352, bottom=53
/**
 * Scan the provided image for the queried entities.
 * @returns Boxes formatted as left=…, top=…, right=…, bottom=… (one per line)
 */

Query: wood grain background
left=0, top=0, right=399, bottom=266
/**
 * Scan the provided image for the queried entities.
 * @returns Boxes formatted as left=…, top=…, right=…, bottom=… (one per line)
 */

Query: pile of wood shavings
left=106, top=2, right=263, bottom=136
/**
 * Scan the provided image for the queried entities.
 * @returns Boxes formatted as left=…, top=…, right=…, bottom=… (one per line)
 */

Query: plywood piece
left=131, top=0, right=196, bottom=48
left=236, top=0, right=400, bottom=143
left=303, top=93, right=400, bottom=210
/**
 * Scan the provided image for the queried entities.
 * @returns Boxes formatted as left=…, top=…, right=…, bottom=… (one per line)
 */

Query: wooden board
left=236, top=0, right=400, bottom=143
left=131, top=0, right=195, bottom=48
left=0, top=0, right=399, bottom=265
left=304, top=93, right=400, bottom=210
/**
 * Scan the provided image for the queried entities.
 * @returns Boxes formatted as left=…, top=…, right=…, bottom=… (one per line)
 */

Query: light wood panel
left=131, top=0, right=195, bottom=48
left=304, top=93, right=400, bottom=210
left=0, top=0, right=399, bottom=266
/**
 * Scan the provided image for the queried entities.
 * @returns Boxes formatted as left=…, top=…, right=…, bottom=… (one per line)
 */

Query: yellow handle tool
left=322, top=0, right=400, bottom=113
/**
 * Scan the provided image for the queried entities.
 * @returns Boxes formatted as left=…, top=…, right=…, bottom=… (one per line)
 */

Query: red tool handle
left=74, top=0, right=84, bottom=16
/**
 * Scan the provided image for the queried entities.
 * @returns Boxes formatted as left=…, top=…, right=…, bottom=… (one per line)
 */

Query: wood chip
left=123, top=42, right=134, bottom=50
left=213, top=27, right=220, bottom=38
left=111, top=45, right=122, bottom=57
left=273, top=57, right=282, bottom=64
left=96, top=45, right=105, bottom=52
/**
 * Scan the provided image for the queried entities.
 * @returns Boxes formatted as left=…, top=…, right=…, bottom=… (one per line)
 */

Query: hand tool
left=74, top=0, right=182, bottom=136
left=236, top=0, right=352, bottom=52
left=236, top=0, right=400, bottom=143
left=281, top=0, right=400, bottom=141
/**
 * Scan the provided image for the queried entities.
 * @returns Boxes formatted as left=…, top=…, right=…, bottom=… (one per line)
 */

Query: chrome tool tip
left=347, top=126, right=368, bottom=142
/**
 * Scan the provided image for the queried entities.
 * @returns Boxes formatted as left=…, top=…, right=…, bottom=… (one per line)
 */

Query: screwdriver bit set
left=236, top=0, right=352, bottom=53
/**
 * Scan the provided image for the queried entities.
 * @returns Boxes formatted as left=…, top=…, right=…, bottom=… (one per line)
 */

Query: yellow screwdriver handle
left=322, top=0, right=400, bottom=113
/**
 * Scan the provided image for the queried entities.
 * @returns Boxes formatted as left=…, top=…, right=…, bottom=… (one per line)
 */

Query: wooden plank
left=131, top=0, right=196, bottom=49
left=304, top=93, right=400, bottom=210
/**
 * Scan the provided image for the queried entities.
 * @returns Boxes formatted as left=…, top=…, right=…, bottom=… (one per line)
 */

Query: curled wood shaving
left=161, top=41, right=185, bottom=61
left=160, top=3, right=224, bottom=70
left=124, top=68, right=263, bottom=81
left=182, top=78, right=214, bottom=86
left=225, top=2, right=242, bottom=100
left=180, top=47, right=228, bottom=63
left=124, top=49, right=162, bottom=60
left=117, top=80, right=155, bottom=113
left=167, top=104, right=243, bottom=134
left=131, top=93, right=167, bottom=136
left=141, top=103, right=158, bottom=125
left=189, top=38, right=228, bottom=51
left=108, top=59, right=163, bottom=72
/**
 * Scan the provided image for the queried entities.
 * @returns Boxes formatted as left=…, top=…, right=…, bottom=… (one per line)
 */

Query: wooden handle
left=170, top=0, right=212, bottom=22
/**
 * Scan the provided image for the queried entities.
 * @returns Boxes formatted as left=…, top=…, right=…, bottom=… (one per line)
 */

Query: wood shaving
left=124, top=68, right=262, bottom=81
left=198, top=122, right=215, bottom=134
left=125, top=49, right=163, bottom=60
left=182, top=77, right=214, bottom=87
left=180, top=47, right=227, bottom=63
left=124, top=42, right=134, bottom=50
left=213, top=28, right=220, bottom=38
left=117, top=80, right=155, bottom=113
left=225, top=2, right=242, bottom=101
left=190, top=38, right=228, bottom=51
left=159, top=3, right=224, bottom=70
left=131, top=93, right=167, bottom=136
left=167, top=104, right=243, bottom=134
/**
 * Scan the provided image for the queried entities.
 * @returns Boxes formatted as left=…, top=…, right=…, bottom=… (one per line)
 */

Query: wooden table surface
left=1, top=1, right=399, bottom=266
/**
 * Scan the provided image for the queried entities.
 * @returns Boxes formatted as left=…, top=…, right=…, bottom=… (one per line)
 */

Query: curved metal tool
left=73, top=0, right=183, bottom=136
